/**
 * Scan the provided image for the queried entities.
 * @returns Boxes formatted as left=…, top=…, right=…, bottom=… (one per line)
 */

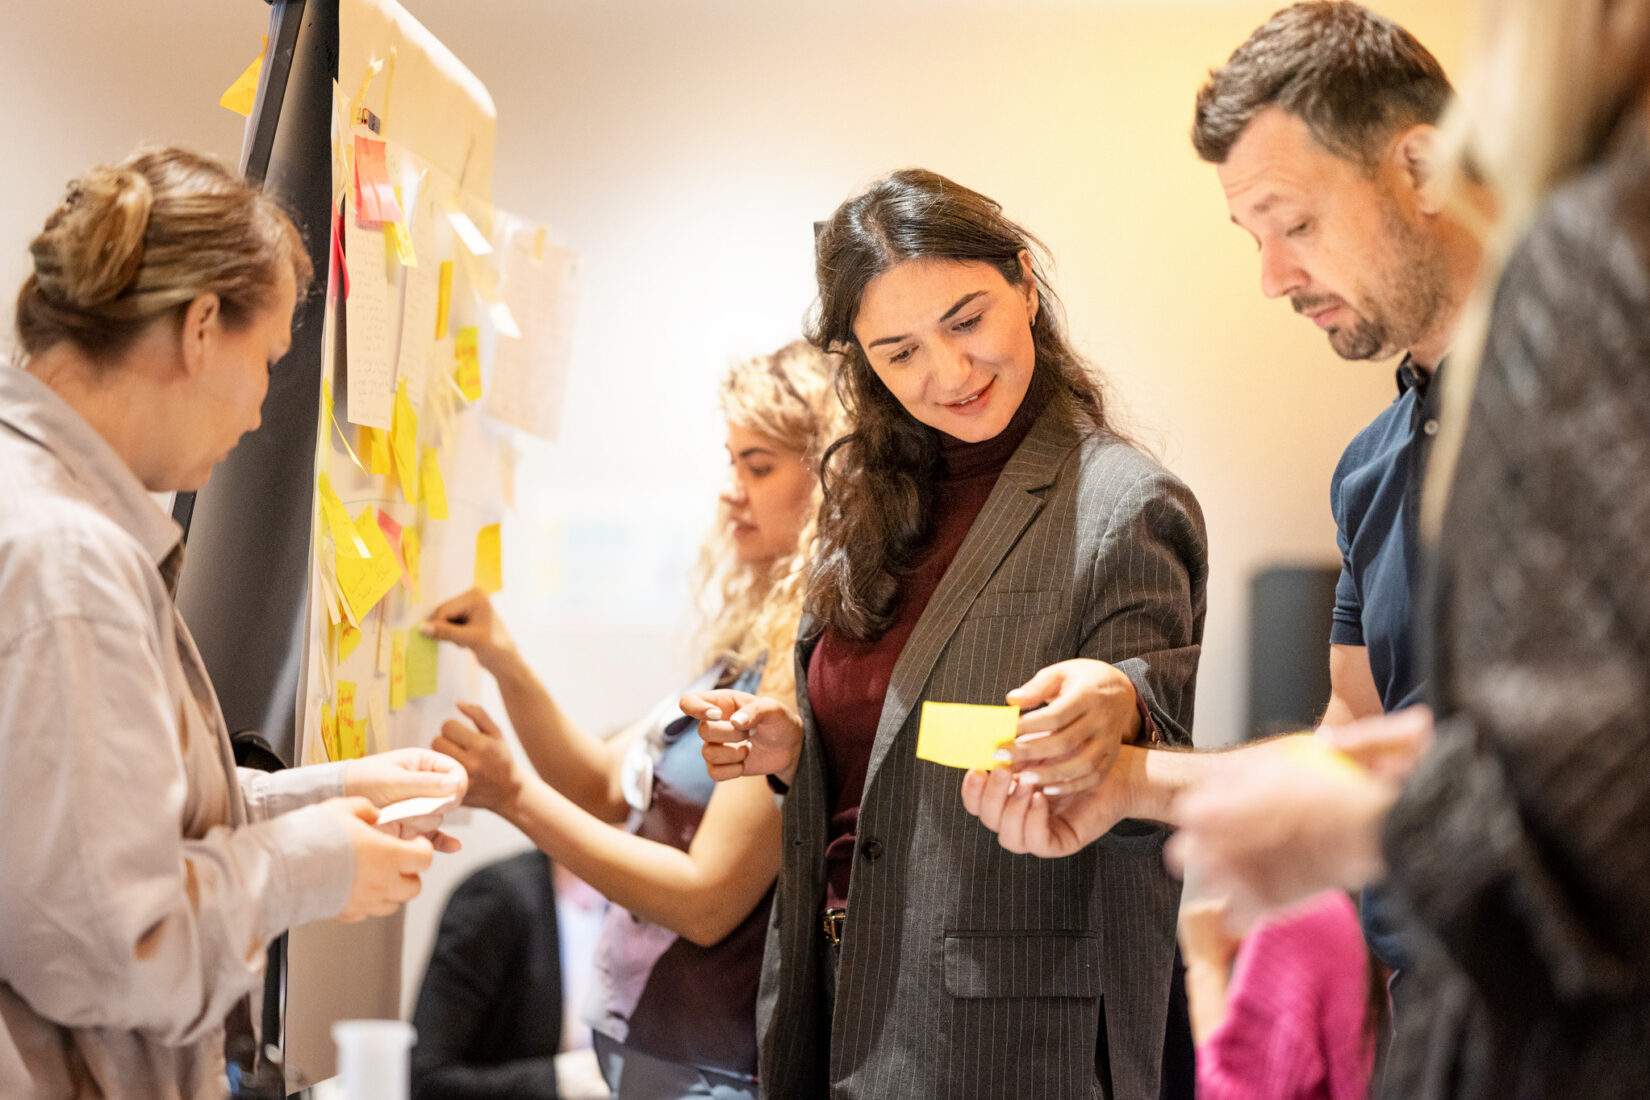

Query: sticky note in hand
left=915, top=701, right=1019, bottom=771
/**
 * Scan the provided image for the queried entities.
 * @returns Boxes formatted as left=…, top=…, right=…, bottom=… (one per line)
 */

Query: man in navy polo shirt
left=1189, top=1, right=1484, bottom=984
left=1192, top=0, right=1481, bottom=733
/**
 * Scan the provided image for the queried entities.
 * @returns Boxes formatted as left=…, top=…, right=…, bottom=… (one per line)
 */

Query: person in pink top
left=1180, top=891, right=1381, bottom=1100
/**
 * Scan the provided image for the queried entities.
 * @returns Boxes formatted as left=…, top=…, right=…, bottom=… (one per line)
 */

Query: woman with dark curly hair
left=685, top=169, right=1208, bottom=1099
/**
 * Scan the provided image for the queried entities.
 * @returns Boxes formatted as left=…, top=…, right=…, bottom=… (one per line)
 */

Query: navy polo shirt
left=1331, top=356, right=1443, bottom=974
left=1328, top=357, right=1442, bottom=712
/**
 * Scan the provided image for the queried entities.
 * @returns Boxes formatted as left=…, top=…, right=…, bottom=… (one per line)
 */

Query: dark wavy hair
left=804, top=168, right=1113, bottom=641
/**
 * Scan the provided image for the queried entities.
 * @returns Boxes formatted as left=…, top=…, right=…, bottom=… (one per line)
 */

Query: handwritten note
left=390, top=629, right=408, bottom=709
left=321, top=702, right=340, bottom=762
left=342, top=212, right=395, bottom=430
left=915, top=701, right=1020, bottom=771
left=336, top=621, right=363, bottom=662
left=487, top=230, right=579, bottom=441
left=337, top=507, right=404, bottom=623
left=475, top=523, right=503, bottom=595
left=338, top=681, right=366, bottom=760
left=219, top=35, right=265, bottom=116
left=396, top=244, right=440, bottom=414
left=405, top=627, right=439, bottom=698
left=390, top=379, right=420, bottom=505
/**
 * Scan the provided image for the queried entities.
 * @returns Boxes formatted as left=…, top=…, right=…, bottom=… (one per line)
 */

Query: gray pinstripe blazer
left=759, top=406, right=1207, bottom=1100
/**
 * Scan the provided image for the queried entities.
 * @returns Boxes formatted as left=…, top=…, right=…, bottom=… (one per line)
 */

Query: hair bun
left=30, top=165, right=153, bottom=309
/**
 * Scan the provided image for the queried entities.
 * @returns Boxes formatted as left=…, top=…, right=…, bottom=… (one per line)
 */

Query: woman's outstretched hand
left=682, top=689, right=804, bottom=786
left=960, top=755, right=1139, bottom=858
left=421, top=588, right=518, bottom=677
left=1002, top=658, right=1142, bottom=796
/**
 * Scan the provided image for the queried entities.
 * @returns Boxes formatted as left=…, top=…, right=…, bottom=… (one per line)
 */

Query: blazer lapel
left=862, top=408, right=1083, bottom=790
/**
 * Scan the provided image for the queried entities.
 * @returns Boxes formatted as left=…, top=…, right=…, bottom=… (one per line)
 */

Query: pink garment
left=1197, top=891, right=1375, bottom=1100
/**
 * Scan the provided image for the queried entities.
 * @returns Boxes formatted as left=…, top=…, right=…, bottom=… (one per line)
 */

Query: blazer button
left=861, top=838, right=884, bottom=862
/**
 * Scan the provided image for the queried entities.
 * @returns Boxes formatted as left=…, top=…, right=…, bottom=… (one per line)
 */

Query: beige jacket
left=0, top=364, right=353, bottom=1099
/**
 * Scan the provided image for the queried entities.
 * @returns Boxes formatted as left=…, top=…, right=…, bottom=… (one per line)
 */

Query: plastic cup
left=331, top=1019, right=416, bottom=1100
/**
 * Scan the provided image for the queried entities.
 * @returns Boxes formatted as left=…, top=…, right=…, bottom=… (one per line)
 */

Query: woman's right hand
left=682, top=689, right=804, bottom=786
left=421, top=588, right=517, bottom=676
left=431, top=702, right=526, bottom=814
left=326, top=797, right=436, bottom=922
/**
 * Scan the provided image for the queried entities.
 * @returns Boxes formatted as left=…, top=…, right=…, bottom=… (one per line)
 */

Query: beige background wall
left=0, top=0, right=1470, bottom=1040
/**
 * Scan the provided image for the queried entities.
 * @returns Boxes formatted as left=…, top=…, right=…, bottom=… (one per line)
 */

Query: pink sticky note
left=353, top=135, right=403, bottom=224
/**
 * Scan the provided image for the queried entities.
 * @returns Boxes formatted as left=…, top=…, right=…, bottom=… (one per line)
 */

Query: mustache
left=1291, top=294, right=1346, bottom=315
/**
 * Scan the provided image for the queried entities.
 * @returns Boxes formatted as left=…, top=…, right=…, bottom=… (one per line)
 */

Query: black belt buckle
left=822, top=908, right=846, bottom=946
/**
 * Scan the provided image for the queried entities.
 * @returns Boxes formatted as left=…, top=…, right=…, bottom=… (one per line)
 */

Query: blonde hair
left=16, top=146, right=312, bottom=362
left=696, top=340, right=846, bottom=706
left=1425, top=0, right=1650, bottom=535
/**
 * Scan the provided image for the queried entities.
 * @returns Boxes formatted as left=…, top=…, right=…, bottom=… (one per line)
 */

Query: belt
left=822, top=907, right=846, bottom=946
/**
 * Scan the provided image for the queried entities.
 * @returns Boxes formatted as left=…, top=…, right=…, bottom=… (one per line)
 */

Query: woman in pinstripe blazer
left=685, top=169, right=1207, bottom=1099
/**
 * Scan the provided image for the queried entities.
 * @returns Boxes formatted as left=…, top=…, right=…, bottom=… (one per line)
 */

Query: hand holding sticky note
left=915, top=701, right=1019, bottom=771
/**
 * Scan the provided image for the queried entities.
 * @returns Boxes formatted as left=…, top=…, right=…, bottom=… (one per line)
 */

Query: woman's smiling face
left=852, top=252, right=1039, bottom=443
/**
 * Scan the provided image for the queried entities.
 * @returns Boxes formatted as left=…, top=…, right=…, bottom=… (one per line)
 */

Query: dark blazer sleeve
left=1077, top=463, right=1207, bottom=748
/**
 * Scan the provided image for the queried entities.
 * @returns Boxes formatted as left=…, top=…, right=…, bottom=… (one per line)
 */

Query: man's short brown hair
left=1192, top=1, right=1452, bottom=166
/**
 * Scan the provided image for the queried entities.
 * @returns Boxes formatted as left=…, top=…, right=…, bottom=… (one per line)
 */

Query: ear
left=1391, top=125, right=1446, bottom=215
left=1016, top=248, right=1039, bottom=325
left=178, top=292, right=222, bottom=379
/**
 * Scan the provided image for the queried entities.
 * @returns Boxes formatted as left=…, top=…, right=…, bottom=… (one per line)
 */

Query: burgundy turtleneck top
left=807, top=389, right=1044, bottom=911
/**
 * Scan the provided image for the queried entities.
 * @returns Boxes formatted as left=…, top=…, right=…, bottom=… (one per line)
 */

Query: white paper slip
left=374, top=794, right=459, bottom=825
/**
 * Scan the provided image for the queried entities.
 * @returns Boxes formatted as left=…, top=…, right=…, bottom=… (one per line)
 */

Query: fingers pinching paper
left=916, top=701, right=1020, bottom=771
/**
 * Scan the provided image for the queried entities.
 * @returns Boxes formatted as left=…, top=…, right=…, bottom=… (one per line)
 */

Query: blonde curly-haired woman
left=422, top=340, right=843, bottom=1099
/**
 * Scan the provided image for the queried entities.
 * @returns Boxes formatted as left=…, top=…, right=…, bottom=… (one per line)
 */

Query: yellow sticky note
left=390, top=378, right=419, bottom=505
left=389, top=187, right=417, bottom=265
left=390, top=629, right=408, bottom=710
left=405, top=627, right=439, bottom=698
left=434, top=260, right=453, bottom=340
left=419, top=447, right=449, bottom=521
left=453, top=325, right=482, bottom=402
left=336, top=507, right=404, bottom=622
left=1277, top=735, right=1367, bottom=780
left=337, top=681, right=364, bottom=760
left=475, top=523, right=503, bottom=595
left=318, top=473, right=370, bottom=557
left=219, top=35, right=265, bottom=117
left=358, top=425, right=391, bottom=475
left=400, top=526, right=422, bottom=602
left=321, top=702, right=340, bottom=762
left=915, top=701, right=1019, bottom=771
left=336, top=621, right=362, bottom=662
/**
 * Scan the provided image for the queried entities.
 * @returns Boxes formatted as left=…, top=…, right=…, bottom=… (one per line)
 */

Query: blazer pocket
left=943, top=930, right=1102, bottom=999
left=965, top=589, right=1066, bottom=619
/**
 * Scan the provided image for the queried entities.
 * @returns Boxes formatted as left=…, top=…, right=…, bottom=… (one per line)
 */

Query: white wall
left=0, top=0, right=1470, bottom=1043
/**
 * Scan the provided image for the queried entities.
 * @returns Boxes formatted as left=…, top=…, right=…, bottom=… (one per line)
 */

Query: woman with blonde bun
left=0, top=147, right=467, bottom=1099
left=423, top=340, right=844, bottom=1099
